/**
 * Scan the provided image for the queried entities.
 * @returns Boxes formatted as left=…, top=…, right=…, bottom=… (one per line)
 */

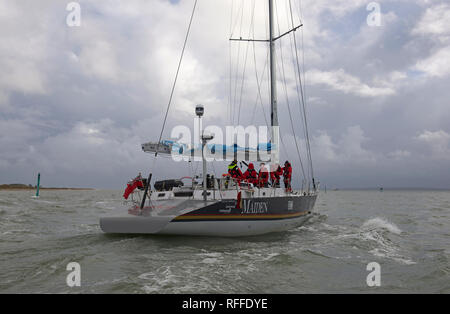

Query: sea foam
left=362, top=217, right=402, bottom=235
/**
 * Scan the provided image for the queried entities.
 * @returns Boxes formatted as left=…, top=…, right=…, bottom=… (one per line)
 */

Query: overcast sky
left=0, top=0, right=449, bottom=189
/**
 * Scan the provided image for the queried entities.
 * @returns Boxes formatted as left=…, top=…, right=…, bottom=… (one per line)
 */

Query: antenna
left=195, top=104, right=204, bottom=117
left=196, top=105, right=213, bottom=202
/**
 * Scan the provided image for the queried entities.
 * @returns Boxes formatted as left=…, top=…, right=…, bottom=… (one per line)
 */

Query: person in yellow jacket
left=228, top=159, right=243, bottom=183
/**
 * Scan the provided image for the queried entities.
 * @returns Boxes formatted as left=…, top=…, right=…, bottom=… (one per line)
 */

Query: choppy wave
left=361, top=217, right=402, bottom=235
left=290, top=216, right=416, bottom=265
left=359, top=218, right=414, bottom=265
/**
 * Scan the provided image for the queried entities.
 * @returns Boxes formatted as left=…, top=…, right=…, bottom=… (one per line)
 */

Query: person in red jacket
left=283, top=161, right=293, bottom=192
left=228, top=159, right=243, bottom=183
left=270, top=165, right=283, bottom=187
left=258, top=163, right=269, bottom=188
left=243, top=163, right=258, bottom=186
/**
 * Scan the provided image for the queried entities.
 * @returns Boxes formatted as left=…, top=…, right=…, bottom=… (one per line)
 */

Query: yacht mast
left=268, top=0, right=279, bottom=165
left=230, top=0, right=304, bottom=164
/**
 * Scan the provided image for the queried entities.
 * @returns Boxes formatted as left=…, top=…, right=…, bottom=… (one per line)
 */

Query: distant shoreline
left=0, top=184, right=94, bottom=191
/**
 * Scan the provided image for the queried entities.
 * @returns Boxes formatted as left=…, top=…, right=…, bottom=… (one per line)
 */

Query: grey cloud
left=0, top=0, right=449, bottom=189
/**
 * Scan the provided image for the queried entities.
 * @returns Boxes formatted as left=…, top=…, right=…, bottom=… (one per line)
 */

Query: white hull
left=158, top=214, right=312, bottom=237
left=100, top=190, right=317, bottom=237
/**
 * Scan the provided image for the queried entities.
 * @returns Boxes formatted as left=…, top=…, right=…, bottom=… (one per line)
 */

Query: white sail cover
left=142, top=140, right=275, bottom=162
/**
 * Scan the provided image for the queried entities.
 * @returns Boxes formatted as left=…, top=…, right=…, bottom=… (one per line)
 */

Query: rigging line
left=228, top=0, right=235, bottom=124
left=299, top=0, right=309, bottom=144
left=250, top=46, right=269, bottom=127
left=251, top=46, right=287, bottom=160
left=279, top=128, right=291, bottom=162
left=250, top=11, right=262, bottom=126
left=210, top=162, right=223, bottom=201
left=251, top=51, right=290, bottom=162
left=284, top=2, right=306, bottom=134
left=230, top=0, right=239, bottom=124
left=155, top=0, right=198, bottom=157
left=230, top=0, right=244, bottom=38
left=272, top=1, right=291, bottom=163
left=263, top=0, right=271, bottom=141
left=266, top=44, right=271, bottom=139
left=272, top=1, right=290, bottom=162
left=249, top=5, right=270, bottom=134
left=228, top=41, right=232, bottom=124
left=295, top=0, right=304, bottom=24
left=230, top=0, right=235, bottom=35
left=232, top=0, right=245, bottom=126
left=285, top=0, right=311, bottom=179
left=237, top=0, right=256, bottom=125
left=189, top=157, right=194, bottom=179
left=292, top=0, right=308, bottom=130
left=194, top=159, right=199, bottom=177
left=288, top=0, right=314, bottom=181
left=275, top=1, right=305, bottom=179
left=272, top=89, right=291, bottom=162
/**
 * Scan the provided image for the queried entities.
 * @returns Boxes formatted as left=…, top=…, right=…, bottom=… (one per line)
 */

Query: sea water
left=0, top=189, right=448, bottom=293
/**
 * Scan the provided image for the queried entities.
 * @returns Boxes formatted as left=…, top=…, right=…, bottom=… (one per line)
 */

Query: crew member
left=258, top=163, right=269, bottom=188
left=243, top=163, right=258, bottom=186
left=283, top=161, right=293, bottom=192
left=270, top=165, right=283, bottom=188
left=228, top=159, right=243, bottom=183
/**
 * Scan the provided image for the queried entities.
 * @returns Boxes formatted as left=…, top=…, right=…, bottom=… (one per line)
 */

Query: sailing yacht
left=100, top=0, right=318, bottom=236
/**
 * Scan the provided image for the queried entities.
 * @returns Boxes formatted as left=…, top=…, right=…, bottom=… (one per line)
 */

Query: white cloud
left=412, top=3, right=450, bottom=42
left=78, top=41, right=120, bottom=82
left=312, top=131, right=338, bottom=161
left=0, top=58, right=47, bottom=95
left=0, top=5, right=48, bottom=96
left=410, top=3, right=450, bottom=78
left=306, top=69, right=396, bottom=97
left=416, top=130, right=450, bottom=159
left=338, top=126, right=376, bottom=162
left=0, top=0, right=19, bottom=19
left=414, top=46, right=450, bottom=78
left=312, top=126, right=376, bottom=164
